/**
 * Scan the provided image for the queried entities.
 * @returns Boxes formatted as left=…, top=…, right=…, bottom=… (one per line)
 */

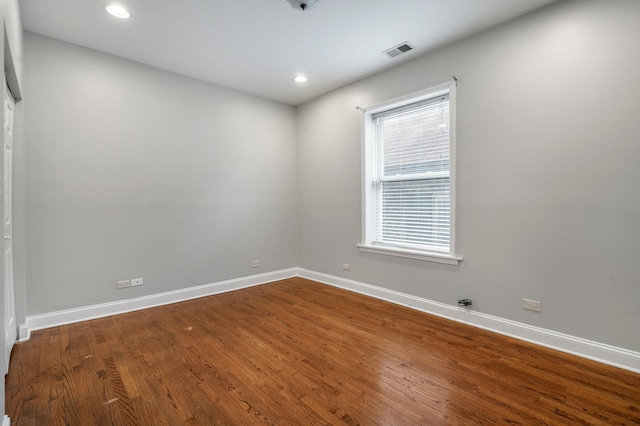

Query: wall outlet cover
left=117, top=280, right=131, bottom=289
left=523, top=298, right=542, bottom=312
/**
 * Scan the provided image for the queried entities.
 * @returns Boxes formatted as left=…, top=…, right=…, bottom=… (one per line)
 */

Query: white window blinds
left=371, top=94, right=451, bottom=253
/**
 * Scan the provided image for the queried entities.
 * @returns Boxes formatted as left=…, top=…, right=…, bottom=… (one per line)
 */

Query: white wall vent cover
left=383, top=42, right=415, bottom=58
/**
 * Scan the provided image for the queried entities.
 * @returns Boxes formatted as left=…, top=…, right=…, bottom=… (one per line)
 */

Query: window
left=359, top=81, right=461, bottom=265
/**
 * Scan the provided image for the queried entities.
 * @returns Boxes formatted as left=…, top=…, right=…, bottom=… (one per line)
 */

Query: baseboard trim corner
left=18, top=324, right=30, bottom=343
left=22, top=268, right=298, bottom=340
left=3, top=415, right=10, bottom=426
left=297, top=268, right=640, bottom=373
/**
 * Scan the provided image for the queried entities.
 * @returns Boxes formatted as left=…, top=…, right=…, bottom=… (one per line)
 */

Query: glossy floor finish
left=6, top=278, right=640, bottom=425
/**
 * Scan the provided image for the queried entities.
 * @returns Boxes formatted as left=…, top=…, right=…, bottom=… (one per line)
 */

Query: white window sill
left=357, top=244, right=462, bottom=265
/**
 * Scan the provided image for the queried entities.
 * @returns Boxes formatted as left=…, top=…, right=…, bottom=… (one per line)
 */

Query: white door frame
left=3, top=81, right=16, bottom=374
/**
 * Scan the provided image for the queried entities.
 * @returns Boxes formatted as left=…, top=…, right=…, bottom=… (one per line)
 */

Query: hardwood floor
left=6, top=277, right=640, bottom=425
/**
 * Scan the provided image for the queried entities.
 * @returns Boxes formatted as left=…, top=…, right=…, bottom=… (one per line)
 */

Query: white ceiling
left=20, top=0, right=558, bottom=105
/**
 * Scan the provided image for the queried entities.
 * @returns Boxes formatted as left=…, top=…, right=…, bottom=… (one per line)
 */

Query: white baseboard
left=297, top=268, right=640, bottom=374
left=3, top=415, right=10, bottom=426
left=18, top=267, right=640, bottom=373
left=20, top=268, right=298, bottom=341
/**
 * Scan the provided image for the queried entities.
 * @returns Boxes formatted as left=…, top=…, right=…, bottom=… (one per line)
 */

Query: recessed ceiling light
left=293, top=75, right=308, bottom=83
left=105, top=4, right=130, bottom=19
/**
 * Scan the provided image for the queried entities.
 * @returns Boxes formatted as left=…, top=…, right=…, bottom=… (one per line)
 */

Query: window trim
left=358, top=80, right=462, bottom=265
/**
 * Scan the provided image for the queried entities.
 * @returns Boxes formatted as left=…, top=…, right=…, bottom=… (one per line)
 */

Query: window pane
left=381, top=178, right=450, bottom=250
left=381, top=99, right=449, bottom=176
left=373, top=95, right=451, bottom=253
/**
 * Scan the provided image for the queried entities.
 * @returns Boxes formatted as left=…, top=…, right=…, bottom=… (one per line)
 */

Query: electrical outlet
left=251, top=260, right=261, bottom=268
left=117, top=280, right=131, bottom=289
left=131, top=278, right=144, bottom=287
left=523, top=298, right=541, bottom=312
left=342, top=263, right=350, bottom=271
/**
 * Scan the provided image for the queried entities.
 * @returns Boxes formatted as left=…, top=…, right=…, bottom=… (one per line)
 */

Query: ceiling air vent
left=383, top=42, right=415, bottom=58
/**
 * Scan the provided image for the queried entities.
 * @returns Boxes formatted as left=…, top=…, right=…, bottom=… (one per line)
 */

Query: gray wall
left=24, top=32, right=298, bottom=315
left=297, top=0, right=640, bottom=352
left=22, top=0, right=640, bottom=356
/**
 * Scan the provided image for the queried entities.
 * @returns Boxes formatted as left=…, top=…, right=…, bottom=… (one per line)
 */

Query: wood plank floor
left=6, top=277, right=640, bottom=425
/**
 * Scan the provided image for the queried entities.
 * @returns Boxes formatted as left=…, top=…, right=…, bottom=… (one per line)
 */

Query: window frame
left=358, top=81, right=462, bottom=265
